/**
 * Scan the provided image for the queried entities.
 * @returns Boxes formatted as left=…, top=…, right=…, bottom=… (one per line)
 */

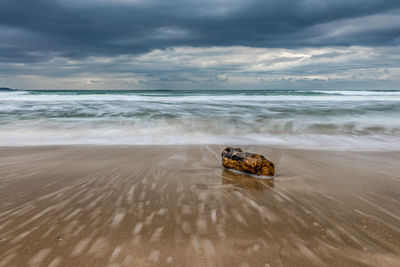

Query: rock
left=221, top=147, right=275, bottom=177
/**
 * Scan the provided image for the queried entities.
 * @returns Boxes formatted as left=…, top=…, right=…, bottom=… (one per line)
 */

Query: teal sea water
left=1, top=89, right=399, bottom=150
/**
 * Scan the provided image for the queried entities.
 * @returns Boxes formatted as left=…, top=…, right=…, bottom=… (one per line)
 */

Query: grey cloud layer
left=1, top=0, right=400, bottom=63
left=2, top=46, right=399, bottom=90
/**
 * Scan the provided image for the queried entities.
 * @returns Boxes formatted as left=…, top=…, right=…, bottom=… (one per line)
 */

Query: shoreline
left=1, top=145, right=400, bottom=266
left=1, top=143, right=400, bottom=152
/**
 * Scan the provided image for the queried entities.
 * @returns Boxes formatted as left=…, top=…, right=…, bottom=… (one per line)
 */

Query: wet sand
left=0, top=145, right=400, bottom=267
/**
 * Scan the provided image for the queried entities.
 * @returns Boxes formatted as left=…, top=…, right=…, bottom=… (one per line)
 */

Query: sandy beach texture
left=0, top=145, right=400, bottom=267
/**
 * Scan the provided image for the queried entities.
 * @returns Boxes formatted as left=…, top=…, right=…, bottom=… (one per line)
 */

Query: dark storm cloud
left=1, top=0, right=400, bottom=63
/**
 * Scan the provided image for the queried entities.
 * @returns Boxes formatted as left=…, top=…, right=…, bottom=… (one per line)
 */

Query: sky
left=1, top=0, right=400, bottom=90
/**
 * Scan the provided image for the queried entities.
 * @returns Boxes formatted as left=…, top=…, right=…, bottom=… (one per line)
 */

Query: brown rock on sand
left=221, top=147, right=275, bottom=177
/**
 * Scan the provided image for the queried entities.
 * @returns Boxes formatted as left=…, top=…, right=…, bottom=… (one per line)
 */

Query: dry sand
left=0, top=145, right=400, bottom=266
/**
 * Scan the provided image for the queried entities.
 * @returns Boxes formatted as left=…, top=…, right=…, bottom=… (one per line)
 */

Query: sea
left=1, top=89, right=399, bottom=150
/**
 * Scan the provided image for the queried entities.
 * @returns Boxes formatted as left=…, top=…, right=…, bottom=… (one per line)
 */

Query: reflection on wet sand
left=0, top=145, right=400, bottom=266
left=221, top=169, right=274, bottom=190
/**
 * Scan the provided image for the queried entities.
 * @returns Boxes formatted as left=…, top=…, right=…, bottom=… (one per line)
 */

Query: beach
left=1, top=145, right=400, bottom=266
left=2, top=0, right=400, bottom=265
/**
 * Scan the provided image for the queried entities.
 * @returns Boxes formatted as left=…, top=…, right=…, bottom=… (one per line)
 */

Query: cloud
left=0, top=0, right=399, bottom=89
left=0, top=0, right=400, bottom=63
left=1, top=46, right=399, bottom=89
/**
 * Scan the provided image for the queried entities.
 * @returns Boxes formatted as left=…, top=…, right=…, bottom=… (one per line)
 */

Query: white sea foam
left=316, top=90, right=400, bottom=96
left=0, top=126, right=398, bottom=151
left=0, top=90, right=399, bottom=150
left=1, top=90, right=400, bottom=102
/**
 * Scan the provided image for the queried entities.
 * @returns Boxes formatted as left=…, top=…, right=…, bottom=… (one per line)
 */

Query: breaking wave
left=0, top=89, right=399, bottom=150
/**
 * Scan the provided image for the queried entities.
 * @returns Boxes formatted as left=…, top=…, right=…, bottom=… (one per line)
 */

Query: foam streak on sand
left=0, top=145, right=400, bottom=266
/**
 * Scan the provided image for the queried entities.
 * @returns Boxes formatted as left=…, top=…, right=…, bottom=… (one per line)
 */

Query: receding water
left=0, top=89, right=399, bottom=150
